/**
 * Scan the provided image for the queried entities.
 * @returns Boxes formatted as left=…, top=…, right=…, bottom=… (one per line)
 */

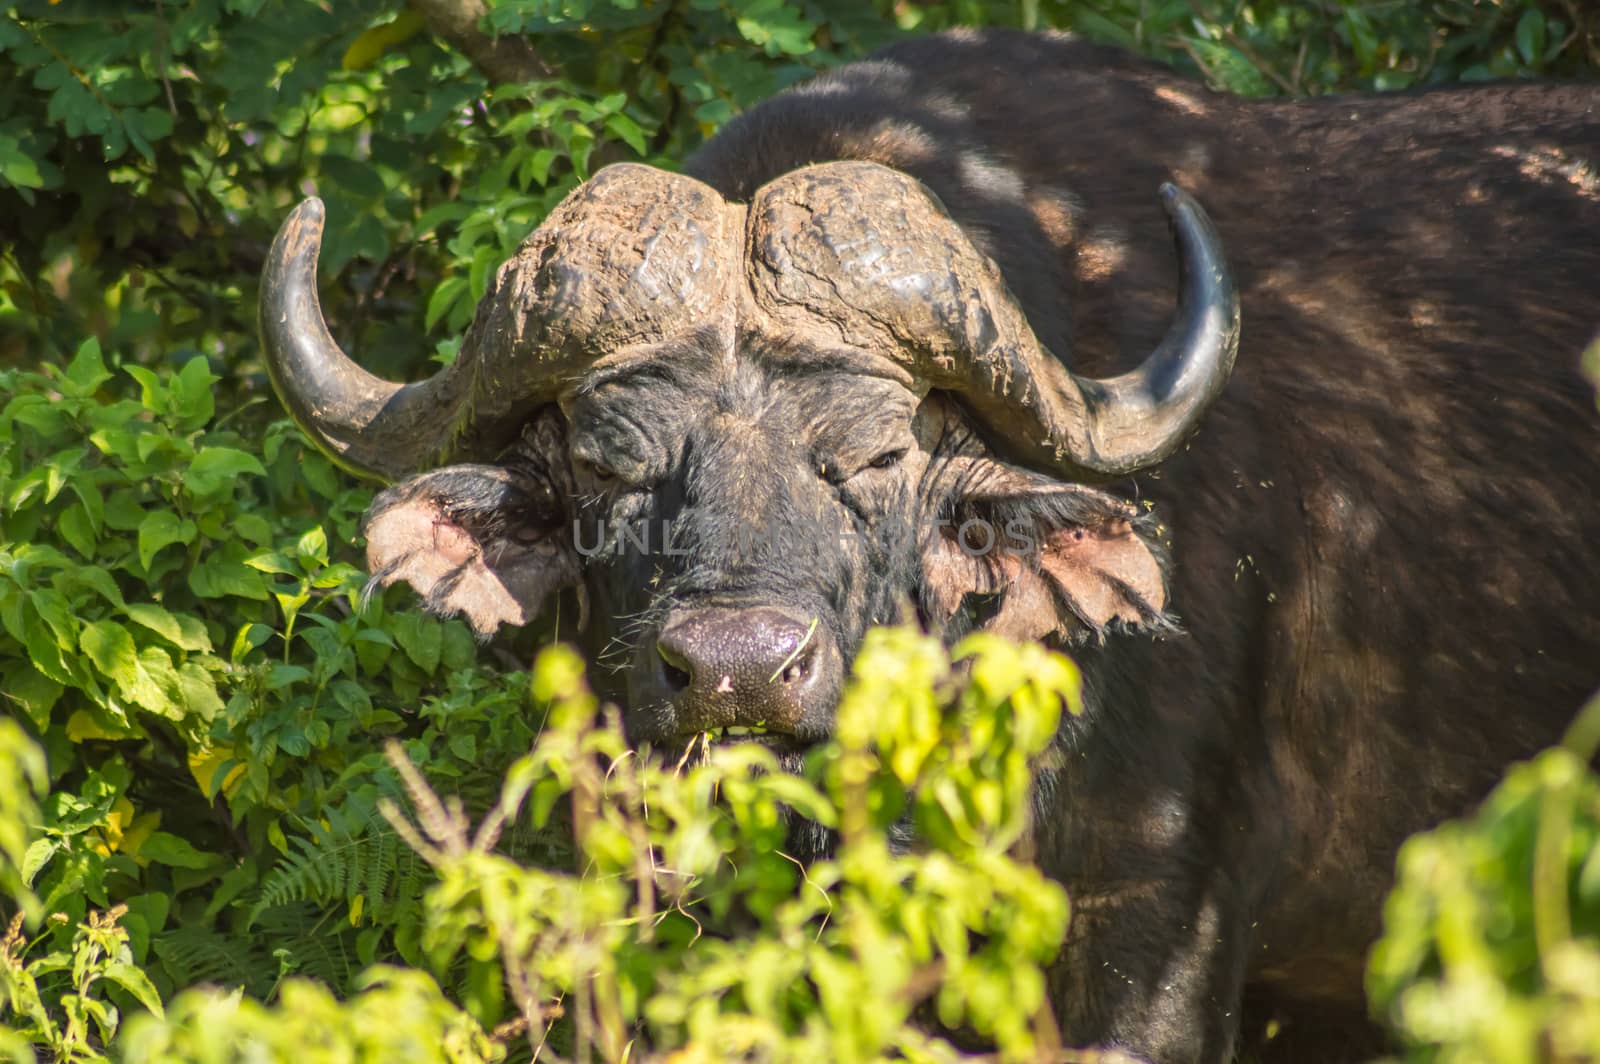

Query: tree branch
left=408, top=0, right=554, bottom=85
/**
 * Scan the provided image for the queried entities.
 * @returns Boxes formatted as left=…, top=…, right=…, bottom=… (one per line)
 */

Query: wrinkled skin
left=285, top=29, right=1600, bottom=1064
left=564, top=361, right=1168, bottom=729
left=368, top=370, right=1169, bottom=743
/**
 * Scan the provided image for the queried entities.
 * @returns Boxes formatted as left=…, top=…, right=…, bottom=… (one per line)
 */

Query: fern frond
left=152, top=925, right=272, bottom=997
left=250, top=904, right=363, bottom=992
left=249, top=819, right=427, bottom=928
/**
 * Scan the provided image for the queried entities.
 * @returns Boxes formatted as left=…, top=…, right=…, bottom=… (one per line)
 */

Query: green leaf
left=440, top=623, right=474, bottom=670
left=186, top=446, right=265, bottom=498
left=126, top=602, right=212, bottom=652
left=1185, top=38, right=1274, bottom=97
left=230, top=622, right=274, bottom=662
left=138, top=832, right=217, bottom=870
left=235, top=513, right=274, bottom=546
left=189, top=549, right=269, bottom=601
left=525, top=147, right=559, bottom=188
left=425, top=276, right=468, bottom=331
left=266, top=663, right=311, bottom=690
left=102, top=961, right=165, bottom=1018
left=58, top=502, right=98, bottom=557
left=175, top=661, right=224, bottom=721
left=5, top=394, right=67, bottom=436
left=63, top=337, right=112, bottom=395
left=414, top=200, right=472, bottom=236
left=295, top=526, right=329, bottom=566
left=320, top=154, right=387, bottom=201
left=22, top=838, right=58, bottom=887
left=125, top=364, right=166, bottom=413
left=393, top=612, right=442, bottom=673
left=0, top=138, right=46, bottom=194
left=81, top=620, right=176, bottom=716
left=104, top=489, right=147, bottom=531
left=169, top=357, right=218, bottom=431
left=604, top=113, right=648, bottom=155
left=66, top=565, right=125, bottom=608
left=138, top=511, right=197, bottom=570
left=734, top=3, right=817, bottom=56
left=10, top=597, right=74, bottom=686
left=761, top=774, right=836, bottom=826
left=3, top=662, right=63, bottom=729
left=80, top=617, right=138, bottom=679
left=28, top=588, right=78, bottom=650
left=1515, top=7, right=1546, bottom=67
left=244, top=550, right=297, bottom=576
left=123, top=106, right=175, bottom=163
left=73, top=481, right=105, bottom=535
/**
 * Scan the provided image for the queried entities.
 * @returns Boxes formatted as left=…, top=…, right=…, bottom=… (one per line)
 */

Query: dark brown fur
left=348, top=28, right=1600, bottom=1062
left=684, top=28, right=1600, bottom=1061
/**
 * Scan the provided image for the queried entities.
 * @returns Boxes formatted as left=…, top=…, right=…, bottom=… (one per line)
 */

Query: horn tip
left=1158, top=182, right=1191, bottom=216
left=269, top=197, right=328, bottom=266
left=281, top=197, right=327, bottom=238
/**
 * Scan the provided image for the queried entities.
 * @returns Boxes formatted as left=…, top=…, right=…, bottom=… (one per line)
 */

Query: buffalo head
left=260, top=160, right=1237, bottom=754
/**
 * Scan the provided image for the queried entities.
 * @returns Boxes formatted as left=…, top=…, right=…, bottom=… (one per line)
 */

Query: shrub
left=1368, top=698, right=1600, bottom=1063
left=4, top=627, right=1079, bottom=1061
left=0, top=337, right=538, bottom=1047
left=2, top=3, right=1596, bottom=1062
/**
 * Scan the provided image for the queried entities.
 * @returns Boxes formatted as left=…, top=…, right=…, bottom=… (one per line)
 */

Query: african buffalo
left=259, top=29, right=1600, bottom=1062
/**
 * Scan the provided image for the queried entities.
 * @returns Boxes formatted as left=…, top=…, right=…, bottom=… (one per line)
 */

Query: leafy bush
left=0, top=336, right=538, bottom=1042
left=5, top=627, right=1079, bottom=1061
left=1369, top=699, right=1600, bottom=1062
left=117, top=969, right=500, bottom=1064
left=2, top=2, right=1597, bottom=1062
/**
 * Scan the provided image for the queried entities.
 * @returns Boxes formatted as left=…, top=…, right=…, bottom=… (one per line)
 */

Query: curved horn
left=747, top=163, right=1240, bottom=480
left=259, top=197, right=478, bottom=481
left=261, top=165, right=738, bottom=481
left=1050, top=183, right=1238, bottom=474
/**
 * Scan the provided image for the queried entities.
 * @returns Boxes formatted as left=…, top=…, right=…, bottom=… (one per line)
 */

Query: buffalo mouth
left=634, top=728, right=822, bottom=794
left=700, top=724, right=778, bottom=741
left=655, top=724, right=818, bottom=758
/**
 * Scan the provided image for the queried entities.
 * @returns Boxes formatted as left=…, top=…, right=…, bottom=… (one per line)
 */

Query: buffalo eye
left=867, top=447, right=908, bottom=471
left=573, top=454, right=617, bottom=484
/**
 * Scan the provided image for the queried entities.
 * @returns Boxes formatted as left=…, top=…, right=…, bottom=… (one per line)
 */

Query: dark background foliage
left=1, top=0, right=1597, bottom=1059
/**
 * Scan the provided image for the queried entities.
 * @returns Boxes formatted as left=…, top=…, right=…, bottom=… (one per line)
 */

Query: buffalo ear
left=921, top=482, right=1171, bottom=645
left=363, top=415, right=579, bottom=637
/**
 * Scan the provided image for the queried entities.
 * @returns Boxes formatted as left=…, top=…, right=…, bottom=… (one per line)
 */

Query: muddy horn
left=748, top=164, right=1241, bottom=480
left=260, top=165, right=737, bottom=481
left=258, top=198, right=480, bottom=481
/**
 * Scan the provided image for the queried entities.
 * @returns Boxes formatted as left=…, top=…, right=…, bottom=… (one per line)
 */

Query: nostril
left=657, top=641, right=692, bottom=694
left=770, top=633, right=817, bottom=685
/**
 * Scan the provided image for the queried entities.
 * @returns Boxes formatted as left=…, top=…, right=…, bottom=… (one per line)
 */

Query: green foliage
left=0, top=336, right=540, bottom=1050
left=1015, top=0, right=1599, bottom=95
left=246, top=819, right=424, bottom=928
left=1, top=2, right=1596, bottom=1061
left=3, top=627, right=1078, bottom=1060
left=118, top=968, right=500, bottom=1064
left=1, top=904, right=164, bottom=1064
left=1369, top=698, right=1600, bottom=1063
left=107, top=630, right=1078, bottom=1062
left=0, top=720, right=46, bottom=919
left=6, top=1, right=1593, bottom=377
